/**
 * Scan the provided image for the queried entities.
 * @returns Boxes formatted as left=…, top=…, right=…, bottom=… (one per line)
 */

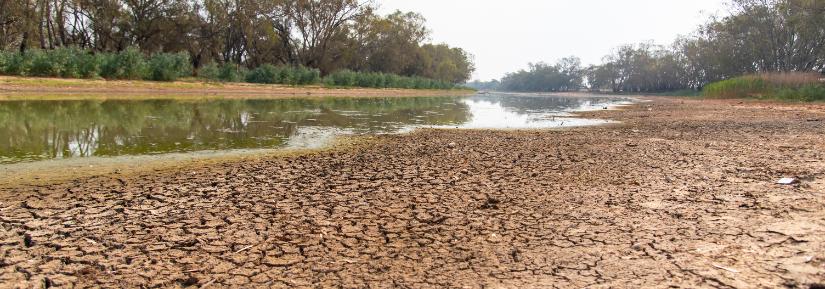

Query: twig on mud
left=199, top=278, right=216, bottom=289
left=763, top=230, right=807, bottom=243
left=712, top=264, right=739, bottom=273
left=235, top=245, right=254, bottom=253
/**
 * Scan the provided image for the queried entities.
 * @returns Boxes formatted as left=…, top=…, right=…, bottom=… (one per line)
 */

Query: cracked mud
left=1, top=97, right=824, bottom=288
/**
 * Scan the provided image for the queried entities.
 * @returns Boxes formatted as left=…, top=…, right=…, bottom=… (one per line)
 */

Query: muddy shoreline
left=1, top=97, right=824, bottom=288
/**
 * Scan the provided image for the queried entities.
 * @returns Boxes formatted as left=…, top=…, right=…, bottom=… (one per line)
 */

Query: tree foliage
left=0, top=0, right=474, bottom=83
left=587, top=0, right=825, bottom=92
left=499, top=57, right=584, bottom=92
left=492, top=0, right=825, bottom=93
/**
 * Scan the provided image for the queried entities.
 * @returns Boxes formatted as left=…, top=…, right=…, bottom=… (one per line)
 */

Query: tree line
left=473, top=0, right=825, bottom=92
left=0, top=47, right=461, bottom=89
left=0, top=0, right=474, bottom=84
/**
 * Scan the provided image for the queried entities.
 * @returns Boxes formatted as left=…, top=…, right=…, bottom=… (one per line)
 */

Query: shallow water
left=0, top=93, right=631, bottom=163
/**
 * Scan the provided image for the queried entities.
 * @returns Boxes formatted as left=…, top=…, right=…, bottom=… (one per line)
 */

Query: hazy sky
left=377, top=0, right=729, bottom=81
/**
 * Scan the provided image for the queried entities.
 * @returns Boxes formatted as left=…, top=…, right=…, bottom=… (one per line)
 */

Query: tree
left=0, top=0, right=475, bottom=84
left=499, top=57, right=584, bottom=92
left=497, top=0, right=824, bottom=92
left=282, top=0, right=369, bottom=71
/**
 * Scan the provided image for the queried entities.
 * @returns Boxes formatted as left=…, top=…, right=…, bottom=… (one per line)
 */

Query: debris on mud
left=777, top=177, right=800, bottom=185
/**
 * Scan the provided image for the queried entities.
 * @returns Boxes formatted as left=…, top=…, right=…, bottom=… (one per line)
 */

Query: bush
left=324, top=70, right=358, bottom=87
left=146, top=52, right=191, bottom=81
left=0, top=50, right=9, bottom=73
left=277, top=67, right=294, bottom=84
left=245, top=64, right=281, bottom=84
left=199, top=62, right=245, bottom=82
left=355, top=72, right=379, bottom=88
left=322, top=69, right=456, bottom=89
left=73, top=52, right=101, bottom=79
left=197, top=63, right=220, bottom=80
left=55, top=48, right=83, bottom=78
left=703, top=73, right=825, bottom=101
left=773, top=85, right=825, bottom=101
left=28, top=50, right=60, bottom=77
left=245, top=65, right=320, bottom=85
left=294, top=66, right=320, bottom=85
left=100, top=47, right=147, bottom=80
left=703, top=77, right=768, bottom=99
left=0, top=48, right=102, bottom=78
left=3, top=51, right=32, bottom=76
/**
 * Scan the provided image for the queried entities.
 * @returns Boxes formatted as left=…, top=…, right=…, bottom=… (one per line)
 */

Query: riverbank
left=1, top=97, right=824, bottom=288
left=0, top=76, right=474, bottom=100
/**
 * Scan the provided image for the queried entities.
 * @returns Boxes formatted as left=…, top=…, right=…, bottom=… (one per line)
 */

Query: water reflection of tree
left=0, top=97, right=471, bottom=162
left=468, top=94, right=624, bottom=114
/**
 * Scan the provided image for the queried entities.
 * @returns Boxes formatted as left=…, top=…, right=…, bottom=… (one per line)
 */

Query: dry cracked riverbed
left=1, top=97, right=824, bottom=288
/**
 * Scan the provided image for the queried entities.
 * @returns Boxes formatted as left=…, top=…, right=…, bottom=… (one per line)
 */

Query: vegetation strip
left=1, top=2, right=474, bottom=89
left=0, top=48, right=463, bottom=90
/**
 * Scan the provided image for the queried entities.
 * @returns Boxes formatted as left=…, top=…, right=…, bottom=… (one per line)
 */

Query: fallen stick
left=235, top=245, right=254, bottom=253
left=712, top=264, right=739, bottom=273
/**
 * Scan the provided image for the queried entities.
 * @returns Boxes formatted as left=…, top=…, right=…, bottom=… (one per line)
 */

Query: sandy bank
left=0, top=76, right=474, bottom=100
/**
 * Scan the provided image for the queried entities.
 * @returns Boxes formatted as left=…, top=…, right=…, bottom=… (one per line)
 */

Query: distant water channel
left=0, top=93, right=632, bottom=164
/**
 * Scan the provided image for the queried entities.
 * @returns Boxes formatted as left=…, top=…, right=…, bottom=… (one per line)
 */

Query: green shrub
left=146, top=52, right=191, bottom=81
left=245, top=65, right=320, bottom=85
left=98, top=53, right=118, bottom=79
left=773, top=85, right=825, bottom=101
left=295, top=66, right=320, bottom=85
left=324, top=70, right=358, bottom=87
left=28, top=50, right=59, bottom=77
left=322, top=69, right=456, bottom=89
left=355, top=72, right=379, bottom=88
left=73, top=52, right=101, bottom=78
left=55, top=48, right=81, bottom=78
left=277, top=67, right=294, bottom=84
left=3, top=51, right=32, bottom=76
left=245, top=64, right=281, bottom=84
left=703, top=74, right=825, bottom=101
left=197, top=63, right=220, bottom=81
left=703, top=77, right=769, bottom=99
left=54, top=47, right=95, bottom=78
left=0, top=50, right=9, bottom=73
left=199, top=62, right=245, bottom=82
left=100, top=47, right=147, bottom=80
left=0, top=48, right=101, bottom=78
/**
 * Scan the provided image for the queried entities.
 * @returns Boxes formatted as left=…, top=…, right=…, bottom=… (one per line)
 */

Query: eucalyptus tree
left=281, top=0, right=370, bottom=71
left=0, top=0, right=476, bottom=83
left=500, top=57, right=583, bottom=92
left=495, top=0, right=824, bottom=92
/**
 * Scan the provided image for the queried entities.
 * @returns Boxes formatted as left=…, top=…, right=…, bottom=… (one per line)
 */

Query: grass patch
left=647, top=89, right=701, bottom=97
left=703, top=73, right=825, bottom=101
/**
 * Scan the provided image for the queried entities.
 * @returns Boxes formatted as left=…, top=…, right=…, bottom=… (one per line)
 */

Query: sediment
left=1, top=97, right=824, bottom=288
